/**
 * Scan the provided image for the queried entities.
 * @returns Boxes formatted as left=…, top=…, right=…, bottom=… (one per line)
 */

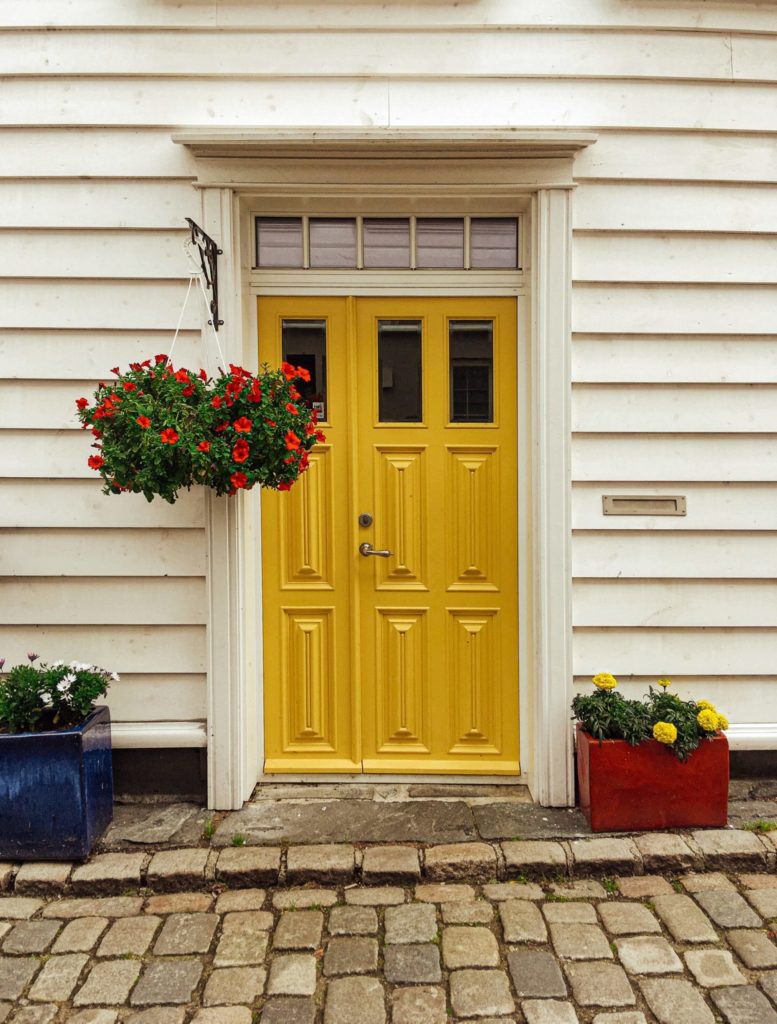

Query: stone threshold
left=4, top=828, right=776, bottom=898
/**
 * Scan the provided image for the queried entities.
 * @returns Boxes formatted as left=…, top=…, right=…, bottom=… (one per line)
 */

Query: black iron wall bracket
left=185, top=218, right=224, bottom=331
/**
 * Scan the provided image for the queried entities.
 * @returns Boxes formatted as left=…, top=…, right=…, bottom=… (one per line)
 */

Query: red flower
left=174, top=368, right=190, bottom=384
left=278, top=481, right=292, bottom=491
left=211, top=396, right=222, bottom=410
left=289, top=386, right=300, bottom=400
left=296, top=366, right=311, bottom=382
left=110, top=366, right=120, bottom=375
left=281, top=361, right=296, bottom=380
left=160, top=428, right=179, bottom=445
left=91, top=427, right=102, bottom=438
left=123, top=381, right=137, bottom=392
left=136, top=415, right=151, bottom=429
left=199, top=369, right=208, bottom=381
left=233, top=417, right=252, bottom=433
left=284, top=431, right=301, bottom=451
left=154, top=354, right=168, bottom=364
left=182, top=385, right=194, bottom=397
left=197, top=440, right=210, bottom=453
left=315, top=429, right=327, bottom=443
left=285, top=403, right=299, bottom=416
left=230, top=471, right=248, bottom=489
left=88, top=455, right=105, bottom=469
left=232, top=440, right=250, bottom=464
left=264, top=419, right=277, bottom=428
left=215, top=421, right=228, bottom=433
left=75, top=397, right=89, bottom=411
left=247, top=383, right=262, bottom=403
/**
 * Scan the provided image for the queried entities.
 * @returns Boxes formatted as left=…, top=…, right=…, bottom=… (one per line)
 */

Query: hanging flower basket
left=76, top=357, right=325, bottom=503
left=573, top=675, right=730, bottom=832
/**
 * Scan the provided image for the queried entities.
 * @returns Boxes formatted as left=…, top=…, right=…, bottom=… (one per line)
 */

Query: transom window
left=255, top=216, right=520, bottom=271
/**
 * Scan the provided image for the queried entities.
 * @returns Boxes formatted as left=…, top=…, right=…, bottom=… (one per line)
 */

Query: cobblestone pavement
left=2, top=865, right=777, bottom=1023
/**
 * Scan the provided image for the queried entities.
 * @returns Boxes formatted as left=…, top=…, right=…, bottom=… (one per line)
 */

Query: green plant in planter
left=572, top=674, right=728, bottom=762
left=0, top=653, right=116, bottom=733
left=75, top=357, right=325, bottom=503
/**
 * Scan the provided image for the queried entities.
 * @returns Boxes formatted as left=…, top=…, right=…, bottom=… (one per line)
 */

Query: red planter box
left=576, top=727, right=729, bottom=832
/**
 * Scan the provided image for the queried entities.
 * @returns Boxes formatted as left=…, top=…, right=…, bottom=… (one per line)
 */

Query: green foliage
left=76, top=357, right=324, bottom=504
left=572, top=677, right=728, bottom=762
left=742, top=819, right=777, bottom=833
left=0, top=654, right=114, bottom=734
left=202, top=818, right=216, bottom=841
left=231, top=833, right=246, bottom=847
left=602, top=878, right=619, bottom=895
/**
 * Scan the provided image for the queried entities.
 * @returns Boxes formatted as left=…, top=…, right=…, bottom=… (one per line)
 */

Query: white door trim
left=181, top=129, right=591, bottom=809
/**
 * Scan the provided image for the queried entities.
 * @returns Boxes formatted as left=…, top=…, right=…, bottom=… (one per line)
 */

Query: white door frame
left=173, top=129, right=595, bottom=809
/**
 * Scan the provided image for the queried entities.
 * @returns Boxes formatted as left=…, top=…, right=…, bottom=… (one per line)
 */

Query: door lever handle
left=359, top=542, right=393, bottom=558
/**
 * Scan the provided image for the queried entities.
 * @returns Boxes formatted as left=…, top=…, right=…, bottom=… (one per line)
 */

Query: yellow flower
left=592, top=673, right=617, bottom=691
left=653, top=721, right=678, bottom=745
left=716, top=714, right=729, bottom=731
left=696, top=699, right=717, bottom=712
left=657, top=677, right=671, bottom=688
left=697, top=709, right=719, bottom=732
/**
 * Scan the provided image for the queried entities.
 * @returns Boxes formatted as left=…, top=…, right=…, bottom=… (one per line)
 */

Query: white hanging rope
left=168, top=239, right=227, bottom=374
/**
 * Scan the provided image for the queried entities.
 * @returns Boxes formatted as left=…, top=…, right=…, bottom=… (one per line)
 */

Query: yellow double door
left=260, top=296, right=519, bottom=774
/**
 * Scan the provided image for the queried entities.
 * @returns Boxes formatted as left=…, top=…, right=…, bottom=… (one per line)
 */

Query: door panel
left=260, top=295, right=519, bottom=775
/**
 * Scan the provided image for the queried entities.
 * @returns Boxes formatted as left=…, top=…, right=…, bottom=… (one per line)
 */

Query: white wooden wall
left=1, top=0, right=775, bottom=753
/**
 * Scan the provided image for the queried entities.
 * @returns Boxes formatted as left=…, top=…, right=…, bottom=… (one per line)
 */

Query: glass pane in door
left=282, top=319, right=328, bottom=422
left=378, top=321, right=422, bottom=422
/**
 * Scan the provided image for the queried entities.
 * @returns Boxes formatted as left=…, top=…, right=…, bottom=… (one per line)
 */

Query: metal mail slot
left=602, top=495, right=687, bottom=516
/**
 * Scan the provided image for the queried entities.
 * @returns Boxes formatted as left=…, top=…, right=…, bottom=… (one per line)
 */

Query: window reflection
left=378, top=321, right=423, bottom=422
left=449, top=321, right=493, bottom=422
left=282, top=319, right=327, bottom=421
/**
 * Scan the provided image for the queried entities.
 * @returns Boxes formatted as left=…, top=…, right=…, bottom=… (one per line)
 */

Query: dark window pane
left=416, top=218, right=465, bottom=269
left=449, top=321, right=493, bottom=423
left=256, top=218, right=304, bottom=268
left=282, top=319, right=327, bottom=421
left=309, top=218, right=357, bottom=268
left=470, top=218, right=519, bottom=269
left=378, top=321, right=422, bottom=423
left=363, top=218, right=411, bottom=268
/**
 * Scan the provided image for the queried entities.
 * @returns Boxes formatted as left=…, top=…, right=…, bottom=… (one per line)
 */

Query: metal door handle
left=359, top=542, right=393, bottom=558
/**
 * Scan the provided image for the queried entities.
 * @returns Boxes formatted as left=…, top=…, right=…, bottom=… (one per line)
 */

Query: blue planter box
left=0, top=705, right=113, bottom=861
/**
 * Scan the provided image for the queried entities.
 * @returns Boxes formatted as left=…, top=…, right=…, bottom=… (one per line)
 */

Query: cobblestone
left=70, top=854, right=145, bottom=896
left=692, top=829, right=769, bottom=871
left=285, top=844, right=355, bottom=884
left=746, top=889, right=777, bottom=918
left=632, top=833, right=697, bottom=873
left=216, top=849, right=280, bottom=887
left=501, top=839, right=566, bottom=878
left=14, top=862, right=73, bottom=897
left=362, top=845, right=420, bottom=883
left=3, top=855, right=777, bottom=1022
left=424, top=841, right=496, bottom=882
left=570, top=838, right=640, bottom=876
left=146, top=849, right=209, bottom=892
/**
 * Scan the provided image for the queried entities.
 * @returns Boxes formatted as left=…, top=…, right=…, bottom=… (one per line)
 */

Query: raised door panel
left=446, top=446, right=499, bottom=592
left=280, top=444, right=335, bottom=590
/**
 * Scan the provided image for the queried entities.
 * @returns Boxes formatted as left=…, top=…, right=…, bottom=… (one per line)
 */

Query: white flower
left=51, top=659, right=64, bottom=669
left=40, top=692, right=53, bottom=708
left=110, top=672, right=120, bottom=682
left=57, top=678, right=71, bottom=694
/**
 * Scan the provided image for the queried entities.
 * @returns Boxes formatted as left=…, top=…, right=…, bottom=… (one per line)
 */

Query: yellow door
left=260, top=296, right=519, bottom=774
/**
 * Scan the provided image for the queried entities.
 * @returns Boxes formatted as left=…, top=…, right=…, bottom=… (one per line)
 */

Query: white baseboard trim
left=110, top=721, right=207, bottom=749
left=726, top=724, right=777, bottom=751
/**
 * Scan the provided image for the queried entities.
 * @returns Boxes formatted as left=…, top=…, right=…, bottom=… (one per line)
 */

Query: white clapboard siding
left=572, top=532, right=777, bottom=580
left=0, top=479, right=205, bottom=528
left=0, top=529, right=205, bottom=576
left=574, top=132, right=777, bottom=185
left=0, top=129, right=197, bottom=178
left=0, top=79, right=390, bottom=128
left=573, top=435, right=777, bottom=483
left=572, top=338, right=777, bottom=385
left=2, top=0, right=776, bottom=32
left=387, top=80, right=777, bottom=133
left=100, top=674, right=207, bottom=722
left=575, top=184, right=777, bottom=234
left=573, top=235, right=777, bottom=285
left=573, top=580, right=777, bottom=627
left=573, top=628, right=777, bottom=678
left=2, top=577, right=207, bottom=624
left=572, top=677, right=776, bottom=724
left=0, top=625, right=206, bottom=673
left=0, top=281, right=202, bottom=330
left=0, top=29, right=738, bottom=81
left=5, top=78, right=777, bottom=133
left=0, top=231, right=192, bottom=280
left=0, top=182, right=196, bottom=230
left=572, top=385, right=777, bottom=433
left=572, top=483, right=777, bottom=532
left=572, top=286, right=777, bottom=335
left=0, top=332, right=203, bottom=380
